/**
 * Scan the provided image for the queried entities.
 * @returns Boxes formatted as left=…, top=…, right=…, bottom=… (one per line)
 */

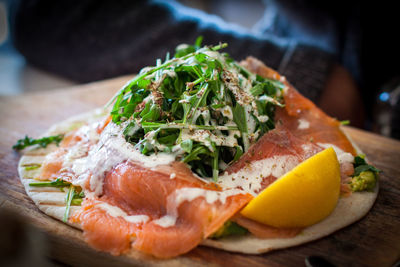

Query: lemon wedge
left=240, top=147, right=341, bottom=228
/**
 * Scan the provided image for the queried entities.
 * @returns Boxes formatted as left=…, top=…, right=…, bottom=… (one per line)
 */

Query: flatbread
left=18, top=108, right=378, bottom=255
left=18, top=109, right=107, bottom=228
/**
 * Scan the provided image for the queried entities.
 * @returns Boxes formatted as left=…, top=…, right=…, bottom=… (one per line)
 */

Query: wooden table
left=1, top=76, right=399, bottom=267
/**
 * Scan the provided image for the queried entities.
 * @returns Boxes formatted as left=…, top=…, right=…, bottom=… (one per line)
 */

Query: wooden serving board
left=0, top=76, right=399, bottom=267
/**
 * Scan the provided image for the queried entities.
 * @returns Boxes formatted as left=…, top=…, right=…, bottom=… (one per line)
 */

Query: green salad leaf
left=353, top=155, right=381, bottom=176
left=210, top=220, right=249, bottom=239
left=350, top=155, right=380, bottom=192
left=29, top=178, right=70, bottom=187
left=13, top=134, right=63, bottom=150
left=29, top=178, right=84, bottom=222
left=107, top=39, right=285, bottom=180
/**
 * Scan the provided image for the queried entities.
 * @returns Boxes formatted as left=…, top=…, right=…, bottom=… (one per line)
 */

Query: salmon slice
left=72, top=199, right=140, bottom=256
left=275, top=86, right=356, bottom=155
left=242, top=57, right=356, bottom=155
left=339, top=162, right=354, bottom=195
left=276, top=86, right=358, bottom=195
left=40, top=130, right=83, bottom=181
left=220, top=128, right=321, bottom=238
left=227, top=127, right=322, bottom=176
left=222, top=126, right=350, bottom=237
left=233, top=214, right=301, bottom=239
left=41, top=116, right=109, bottom=182
left=39, top=118, right=251, bottom=258
left=40, top=149, right=66, bottom=180
left=224, top=126, right=322, bottom=196
left=73, top=161, right=252, bottom=258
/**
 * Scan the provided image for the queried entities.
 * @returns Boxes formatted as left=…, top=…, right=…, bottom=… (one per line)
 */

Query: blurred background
left=0, top=0, right=399, bottom=139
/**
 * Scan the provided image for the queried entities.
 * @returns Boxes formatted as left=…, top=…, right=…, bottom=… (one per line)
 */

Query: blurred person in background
left=8, top=0, right=400, bottom=137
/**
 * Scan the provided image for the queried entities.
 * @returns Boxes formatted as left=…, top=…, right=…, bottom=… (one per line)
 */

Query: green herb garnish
left=63, top=186, right=75, bottom=222
left=29, top=178, right=71, bottom=187
left=29, top=178, right=84, bottom=220
left=107, top=39, right=285, bottom=180
left=24, top=164, right=41, bottom=171
left=350, top=155, right=380, bottom=192
left=71, top=191, right=85, bottom=206
left=353, top=155, right=380, bottom=176
left=210, top=220, right=249, bottom=239
left=13, top=134, right=63, bottom=150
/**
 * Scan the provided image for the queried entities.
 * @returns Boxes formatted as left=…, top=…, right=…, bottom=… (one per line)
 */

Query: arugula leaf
left=24, top=164, right=41, bottom=171
left=233, top=104, right=248, bottom=133
left=354, top=154, right=367, bottom=166
left=180, top=139, right=193, bottom=153
left=141, top=103, right=161, bottom=122
left=71, top=198, right=83, bottom=206
left=158, top=132, right=179, bottom=146
left=29, top=178, right=70, bottom=188
left=182, top=145, right=210, bottom=163
left=71, top=191, right=85, bottom=206
left=194, top=36, right=203, bottom=49
left=13, top=134, right=63, bottom=150
left=250, top=84, right=264, bottom=97
left=212, top=144, right=219, bottom=182
left=232, top=146, right=243, bottom=163
left=175, top=46, right=196, bottom=58
left=63, top=186, right=75, bottom=222
left=353, top=155, right=381, bottom=176
left=175, top=36, right=203, bottom=58
left=29, top=177, right=84, bottom=209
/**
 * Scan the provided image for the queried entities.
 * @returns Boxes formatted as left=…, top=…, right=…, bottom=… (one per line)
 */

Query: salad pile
left=109, top=37, right=285, bottom=181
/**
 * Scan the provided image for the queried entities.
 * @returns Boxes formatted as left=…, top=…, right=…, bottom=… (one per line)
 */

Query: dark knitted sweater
left=13, top=0, right=334, bottom=103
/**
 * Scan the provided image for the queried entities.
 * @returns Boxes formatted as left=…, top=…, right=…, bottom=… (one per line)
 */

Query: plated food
left=15, top=39, right=379, bottom=259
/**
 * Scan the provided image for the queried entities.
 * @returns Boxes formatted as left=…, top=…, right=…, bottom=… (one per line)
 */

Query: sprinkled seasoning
left=106, top=37, right=286, bottom=181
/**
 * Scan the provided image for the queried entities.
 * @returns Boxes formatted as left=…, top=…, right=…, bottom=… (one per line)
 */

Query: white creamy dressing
left=180, top=129, right=238, bottom=150
left=153, top=215, right=177, bottom=228
left=218, top=155, right=300, bottom=196
left=297, top=119, right=310, bottom=130
left=220, top=106, right=233, bottom=120
left=244, top=104, right=257, bottom=134
left=257, top=115, right=269, bottom=123
left=62, top=124, right=101, bottom=169
left=317, top=143, right=354, bottom=164
left=87, top=141, right=355, bottom=227
left=215, top=143, right=355, bottom=197
left=258, top=95, right=282, bottom=107
left=202, top=50, right=226, bottom=62
left=96, top=201, right=149, bottom=224
left=192, top=109, right=211, bottom=125
left=174, top=187, right=244, bottom=205
left=95, top=186, right=246, bottom=229
left=162, top=69, right=177, bottom=78
left=68, top=122, right=176, bottom=195
left=153, top=187, right=245, bottom=228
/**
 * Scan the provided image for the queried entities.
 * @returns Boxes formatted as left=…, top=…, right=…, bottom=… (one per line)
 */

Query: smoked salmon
left=40, top=121, right=252, bottom=258
left=242, top=56, right=357, bottom=156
